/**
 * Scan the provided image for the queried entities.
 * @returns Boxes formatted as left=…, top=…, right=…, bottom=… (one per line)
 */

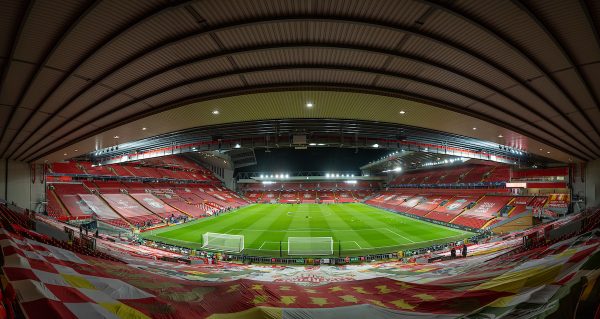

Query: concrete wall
left=585, top=159, right=600, bottom=208
left=223, top=168, right=235, bottom=190
left=0, top=160, right=46, bottom=211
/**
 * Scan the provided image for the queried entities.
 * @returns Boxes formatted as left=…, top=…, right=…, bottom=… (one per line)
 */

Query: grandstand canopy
left=1, top=0, right=599, bottom=164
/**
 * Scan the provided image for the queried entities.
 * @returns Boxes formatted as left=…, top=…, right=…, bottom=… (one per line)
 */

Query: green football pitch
left=141, top=203, right=474, bottom=257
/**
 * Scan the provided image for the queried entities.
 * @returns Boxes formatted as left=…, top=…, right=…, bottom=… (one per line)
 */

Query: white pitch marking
left=384, top=228, right=415, bottom=243
left=227, top=228, right=390, bottom=233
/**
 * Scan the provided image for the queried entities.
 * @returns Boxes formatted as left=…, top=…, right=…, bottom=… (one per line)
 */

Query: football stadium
left=0, top=1, right=599, bottom=319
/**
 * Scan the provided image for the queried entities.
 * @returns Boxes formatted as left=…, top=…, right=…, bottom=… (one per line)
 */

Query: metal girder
left=0, top=0, right=100, bottom=157
left=11, top=15, right=599, bottom=161
left=510, top=0, right=600, bottom=122
left=11, top=42, right=595, bottom=160
left=5, top=0, right=194, bottom=158
left=425, top=0, right=600, bottom=150
left=580, top=0, right=600, bottom=51
left=0, top=0, right=35, bottom=140
left=21, top=64, right=596, bottom=162
left=94, top=132, right=517, bottom=166
left=27, top=79, right=586, bottom=162
left=28, top=82, right=592, bottom=162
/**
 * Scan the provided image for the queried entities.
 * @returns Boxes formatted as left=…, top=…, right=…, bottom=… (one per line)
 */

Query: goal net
left=287, top=237, right=334, bottom=256
left=202, top=232, right=244, bottom=253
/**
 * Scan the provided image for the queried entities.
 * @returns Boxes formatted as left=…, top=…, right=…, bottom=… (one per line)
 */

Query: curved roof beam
left=0, top=0, right=34, bottom=108
left=11, top=17, right=598, bottom=157
left=30, top=82, right=589, bottom=162
left=511, top=0, right=600, bottom=119
left=579, top=0, right=600, bottom=50
left=9, top=16, right=600, bottom=160
left=23, top=65, right=594, bottom=161
left=0, top=0, right=35, bottom=136
left=0, top=0, right=194, bottom=156
left=423, top=0, right=600, bottom=148
left=0, top=0, right=101, bottom=154
left=12, top=43, right=598, bottom=160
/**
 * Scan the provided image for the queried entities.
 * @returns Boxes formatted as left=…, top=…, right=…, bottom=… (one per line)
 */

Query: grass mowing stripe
left=140, top=203, right=475, bottom=257
left=235, top=205, right=286, bottom=247
left=360, top=204, right=462, bottom=239
left=339, top=204, right=408, bottom=246
left=248, top=205, right=295, bottom=249
left=322, top=204, right=377, bottom=250
left=383, top=228, right=415, bottom=243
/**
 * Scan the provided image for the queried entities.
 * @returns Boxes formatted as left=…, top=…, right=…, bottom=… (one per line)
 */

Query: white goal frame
left=287, top=237, right=334, bottom=256
left=202, top=232, right=245, bottom=253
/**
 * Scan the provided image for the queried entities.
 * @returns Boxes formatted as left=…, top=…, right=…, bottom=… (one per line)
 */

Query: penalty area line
left=258, top=241, right=281, bottom=250
left=384, top=228, right=415, bottom=243
left=339, top=241, right=363, bottom=249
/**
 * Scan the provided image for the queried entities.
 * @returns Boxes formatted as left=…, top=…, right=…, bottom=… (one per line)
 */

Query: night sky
left=236, top=148, right=390, bottom=174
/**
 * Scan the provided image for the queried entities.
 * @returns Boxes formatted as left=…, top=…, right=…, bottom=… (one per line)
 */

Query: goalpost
left=202, top=232, right=244, bottom=253
left=287, top=237, right=334, bottom=256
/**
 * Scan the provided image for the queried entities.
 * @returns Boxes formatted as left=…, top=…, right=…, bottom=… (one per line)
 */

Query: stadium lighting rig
left=382, top=167, right=403, bottom=173
left=422, top=157, right=469, bottom=167
left=257, top=173, right=291, bottom=180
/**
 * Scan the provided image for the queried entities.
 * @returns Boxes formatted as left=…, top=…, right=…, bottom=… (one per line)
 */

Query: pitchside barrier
left=146, top=234, right=468, bottom=262
left=287, top=237, right=334, bottom=256
left=239, top=233, right=470, bottom=258
left=143, top=232, right=472, bottom=258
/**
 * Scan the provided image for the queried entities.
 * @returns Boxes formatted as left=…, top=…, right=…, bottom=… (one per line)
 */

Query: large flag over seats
left=0, top=227, right=598, bottom=318
left=0, top=229, right=160, bottom=318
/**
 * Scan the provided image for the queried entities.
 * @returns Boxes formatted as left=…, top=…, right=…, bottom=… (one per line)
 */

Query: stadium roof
left=1, top=0, right=599, bottom=163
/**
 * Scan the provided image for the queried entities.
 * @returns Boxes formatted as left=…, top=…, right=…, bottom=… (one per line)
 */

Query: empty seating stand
left=461, top=166, right=494, bottom=183
left=51, top=162, right=84, bottom=175
left=43, top=156, right=248, bottom=229
left=79, top=162, right=115, bottom=176
left=452, top=196, right=513, bottom=229
left=407, top=195, right=454, bottom=217
left=388, top=165, right=511, bottom=187
left=451, top=215, right=490, bottom=229
left=485, top=166, right=511, bottom=182
left=50, top=183, right=93, bottom=219
left=111, top=165, right=135, bottom=177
